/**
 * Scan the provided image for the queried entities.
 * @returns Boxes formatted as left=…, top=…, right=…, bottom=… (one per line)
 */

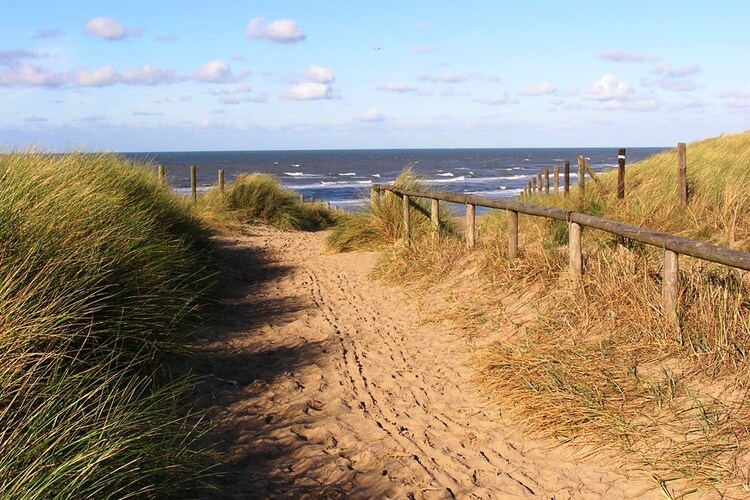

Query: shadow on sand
left=189, top=234, right=349, bottom=499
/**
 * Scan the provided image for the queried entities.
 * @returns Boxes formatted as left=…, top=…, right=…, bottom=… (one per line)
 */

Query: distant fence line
left=370, top=143, right=749, bottom=328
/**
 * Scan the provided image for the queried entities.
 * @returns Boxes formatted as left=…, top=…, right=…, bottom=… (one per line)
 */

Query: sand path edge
left=194, top=226, right=657, bottom=499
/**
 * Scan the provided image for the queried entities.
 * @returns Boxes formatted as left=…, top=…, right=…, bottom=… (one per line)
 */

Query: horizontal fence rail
left=372, top=183, right=750, bottom=329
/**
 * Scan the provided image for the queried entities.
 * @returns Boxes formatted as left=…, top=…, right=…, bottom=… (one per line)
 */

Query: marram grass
left=355, top=132, right=750, bottom=496
left=0, top=152, right=217, bottom=497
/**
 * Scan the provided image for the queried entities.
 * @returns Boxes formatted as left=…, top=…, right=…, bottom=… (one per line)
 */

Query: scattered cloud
left=77, top=115, right=107, bottom=123
left=377, top=81, right=418, bottom=93
left=519, top=82, right=557, bottom=96
left=246, top=17, right=305, bottom=43
left=419, top=71, right=466, bottom=83
left=670, top=97, right=704, bottom=110
left=179, top=95, right=192, bottom=102
left=652, top=64, right=701, bottom=78
left=303, top=65, right=334, bottom=84
left=581, top=74, right=633, bottom=101
left=281, top=82, right=334, bottom=100
left=409, top=44, right=436, bottom=54
left=76, top=66, right=118, bottom=87
left=0, top=62, right=66, bottom=87
left=654, top=78, right=697, bottom=92
left=194, top=60, right=241, bottom=83
left=33, top=28, right=64, bottom=39
left=477, top=92, right=519, bottom=105
left=25, top=115, right=48, bottom=123
left=359, top=108, right=384, bottom=122
left=121, top=65, right=178, bottom=85
left=0, top=49, right=47, bottom=67
left=85, top=17, right=128, bottom=40
left=598, top=97, right=659, bottom=111
left=599, top=50, right=658, bottom=62
left=133, top=111, right=164, bottom=116
left=716, top=88, right=750, bottom=108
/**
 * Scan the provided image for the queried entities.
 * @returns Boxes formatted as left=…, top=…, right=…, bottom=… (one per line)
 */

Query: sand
left=195, top=226, right=657, bottom=499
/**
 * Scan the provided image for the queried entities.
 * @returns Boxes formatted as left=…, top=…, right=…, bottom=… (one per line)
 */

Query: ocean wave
left=424, top=175, right=466, bottom=184
left=437, top=172, right=454, bottom=177
left=371, top=173, right=381, bottom=178
left=284, top=172, right=309, bottom=177
left=338, top=172, right=357, bottom=176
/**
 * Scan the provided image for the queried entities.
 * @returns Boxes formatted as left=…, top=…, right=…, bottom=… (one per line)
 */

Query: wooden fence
left=370, top=183, right=750, bottom=326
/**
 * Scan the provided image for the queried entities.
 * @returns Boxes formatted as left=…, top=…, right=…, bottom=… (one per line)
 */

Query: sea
left=123, top=148, right=667, bottom=210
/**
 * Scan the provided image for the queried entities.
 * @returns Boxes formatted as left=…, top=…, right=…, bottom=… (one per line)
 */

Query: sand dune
left=196, top=226, right=656, bottom=498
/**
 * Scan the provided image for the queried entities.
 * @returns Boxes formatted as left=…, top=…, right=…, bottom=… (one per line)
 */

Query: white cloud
left=246, top=17, right=305, bottom=43
left=716, top=88, right=750, bottom=108
left=195, top=60, right=238, bottom=83
left=304, top=65, right=334, bottom=84
left=377, top=82, right=417, bottom=93
left=599, top=97, right=659, bottom=111
left=519, top=82, right=557, bottom=96
left=419, top=72, right=466, bottom=83
left=652, top=64, right=701, bottom=78
left=359, top=108, right=384, bottom=122
left=281, top=82, right=334, bottom=100
left=655, top=78, right=697, bottom=92
left=670, top=97, right=704, bottom=110
left=477, top=92, right=519, bottom=105
left=582, top=75, right=632, bottom=101
left=85, top=17, right=127, bottom=40
left=76, top=66, right=118, bottom=87
left=599, top=50, right=658, bottom=62
left=121, top=65, right=177, bottom=85
left=0, top=49, right=45, bottom=67
left=0, top=62, right=66, bottom=87
left=25, top=115, right=48, bottom=123
left=33, top=28, right=64, bottom=39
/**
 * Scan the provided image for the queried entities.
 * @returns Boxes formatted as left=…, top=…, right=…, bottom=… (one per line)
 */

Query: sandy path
left=197, top=226, right=655, bottom=499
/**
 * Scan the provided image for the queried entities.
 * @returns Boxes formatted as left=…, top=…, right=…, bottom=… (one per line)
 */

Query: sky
left=1, top=0, right=749, bottom=152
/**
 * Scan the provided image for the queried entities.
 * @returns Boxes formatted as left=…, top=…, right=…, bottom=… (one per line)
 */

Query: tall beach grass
left=0, top=152, right=217, bottom=497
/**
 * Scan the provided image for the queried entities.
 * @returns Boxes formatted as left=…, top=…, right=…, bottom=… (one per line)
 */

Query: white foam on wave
left=284, top=172, right=306, bottom=177
left=437, top=172, right=454, bottom=177
left=424, top=175, right=466, bottom=184
left=371, top=173, right=381, bottom=178
left=338, top=172, right=357, bottom=176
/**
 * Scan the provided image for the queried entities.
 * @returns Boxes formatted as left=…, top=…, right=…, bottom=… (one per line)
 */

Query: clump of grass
left=327, top=166, right=458, bottom=252
left=0, top=152, right=217, bottom=496
left=201, top=173, right=339, bottom=231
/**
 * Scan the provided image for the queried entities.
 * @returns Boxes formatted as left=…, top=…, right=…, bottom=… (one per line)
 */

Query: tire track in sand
left=199, top=226, right=657, bottom=499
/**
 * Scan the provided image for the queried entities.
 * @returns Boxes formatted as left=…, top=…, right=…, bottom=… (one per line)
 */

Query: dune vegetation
left=330, top=132, right=750, bottom=497
left=0, top=152, right=218, bottom=498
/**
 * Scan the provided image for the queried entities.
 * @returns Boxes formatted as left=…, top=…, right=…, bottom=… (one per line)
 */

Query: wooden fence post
left=563, top=160, right=570, bottom=195
left=218, top=169, right=225, bottom=194
left=431, top=199, right=440, bottom=237
left=577, top=155, right=585, bottom=197
left=677, top=143, right=688, bottom=208
left=157, top=165, right=165, bottom=184
left=402, top=194, right=411, bottom=246
left=569, top=221, right=583, bottom=276
left=190, top=165, right=197, bottom=203
left=299, top=194, right=304, bottom=204
left=662, top=249, right=680, bottom=330
left=536, top=172, right=543, bottom=193
left=532, top=177, right=537, bottom=193
left=544, top=169, right=550, bottom=194
left=508, top=210, right=518, bottom=259
left=617, top=148, right=626, bottom=199
left=553, top=166, right=559, bottom=194
left=466, top=203, right=476, bottom=249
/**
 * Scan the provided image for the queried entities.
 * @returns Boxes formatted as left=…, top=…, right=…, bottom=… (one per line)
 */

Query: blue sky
left=1, top=1, right=749, bottom=151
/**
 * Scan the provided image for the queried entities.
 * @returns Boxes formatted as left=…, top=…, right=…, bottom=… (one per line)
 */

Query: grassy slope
left=331, top=132, right=750, bottom=496
left=0, top=152, right=217, bottom=498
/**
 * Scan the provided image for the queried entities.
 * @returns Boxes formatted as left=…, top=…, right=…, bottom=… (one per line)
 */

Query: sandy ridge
left=198, top=226, right=656, bottom=498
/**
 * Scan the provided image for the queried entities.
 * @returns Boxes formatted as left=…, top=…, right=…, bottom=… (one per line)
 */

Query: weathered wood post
left=299, top=194, right=304, bottom=204
left=662, top=249, right=680, bottom=329
left=569, top=221, right=583, bottom=276
left=536, top=172, right=543, bottom=193
left=563, top=160, right=570, bottom=195
left=218, top=169, right=225, bottom=194
left=431, top=198, right=440, bottom=238
left=327, top=201, right=331, bottom=210
left=310, top=196, right=315, bottom=203
left=190, top=165, right=197, bottom=203
left=402, top=194, right=411, bottom=246
left=508, top=210, right=518, bottom=259
left=677, top=143, right=688, bottom=208
left=577, top=155, right=586, bottom=197
left=553, top=165, right=559, bottom=194
left=526, top=181, right=532, bottom=197
left=617, top=148, right=626, bottom=199
left=157, top=165, right=165, bottom=184
left=466, top=202, right=476, bottom=249
left=532, top=177, right=537, bottom=193
left=544, top=168, right=550, bottom=194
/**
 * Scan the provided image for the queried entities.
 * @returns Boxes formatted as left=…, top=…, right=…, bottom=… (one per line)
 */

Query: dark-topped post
left=218, top=169, right=225, bottom=194
left=617, top=148, right=626, bottom=199
left=190, top=165, right=197, bottom=203
left=544, top=168, right=550, bottom=194
left=157, top=165, right=165, bottom=184
left=577, top=155, right=585, bottom=196
left=677, top=143, right=687, bottom=208
left=553, top=165, right=559, bottom=194
left=563, top=160, right=570, bottom=195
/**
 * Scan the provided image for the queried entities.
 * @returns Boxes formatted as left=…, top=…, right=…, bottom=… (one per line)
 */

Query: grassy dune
left=0, top=152, right=216, bottom=497
left=331, top=132, right=750, bottom=496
